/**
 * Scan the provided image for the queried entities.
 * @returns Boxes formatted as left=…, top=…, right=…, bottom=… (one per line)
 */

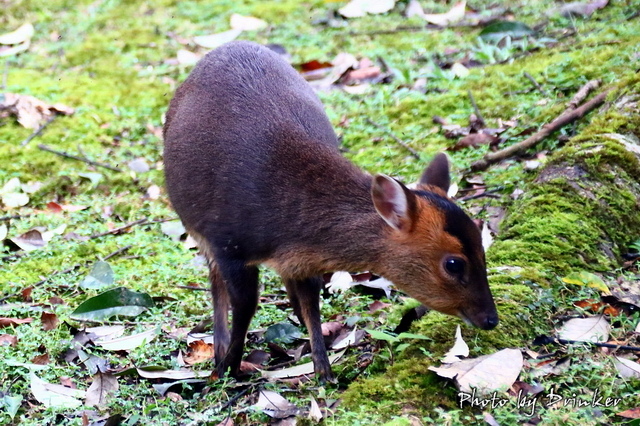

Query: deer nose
left=483, top=315, right=499, bottom=330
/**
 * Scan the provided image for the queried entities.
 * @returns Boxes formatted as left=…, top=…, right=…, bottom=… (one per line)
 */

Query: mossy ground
left=1, top=1, right=639, bottom=425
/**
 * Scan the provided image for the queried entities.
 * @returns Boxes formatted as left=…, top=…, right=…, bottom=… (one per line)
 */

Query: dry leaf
left=0, top=93, right=74, bottom=129
left=177, top=49, right=200, bottom=66
left=30, top=372, right=86, bottom=408
left=339, top=0, right=396, bottom=18
left=229, top=13, right=268, bottom=31
left=309, top=396, right=323, bottom=421
left=41, top=312, right=59, bottom=331
left=0, top=23, right=34, bottom=45
left=429, top=348, right=523, bottom=394
left=405, top=0, right=425, bottom=18
left=183, top=340, right=214, bottom=365
left=557, top=315, right=610, bottom=342
left=95, top=328, right=158, bottom=351
left=422, top=1, right=466, bottom=26
left=0, top=334, right=18, bottom=346
left=617, top=407, right=640, bottom=419
left=193, top=29, right=242, bottom=49
left=0, top=317, right=33, bottom=328
left=442, top=325, right=469, bottom=363
left=254, top=390, right=299, bottom=419
left=85, top=373, right=118, bottom=407
left=613, top=356, right=640, bottom=379
left=262, top=349, right=346, bottom=380
left=10, top=229, right=47, bottom=252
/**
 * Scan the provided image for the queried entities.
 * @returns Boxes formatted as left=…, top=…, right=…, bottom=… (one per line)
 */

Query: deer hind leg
left=215, top=257, right=259, bottom=378
left=209, top=262, right=230, bottom=367
left=285, top=276, right=335, bottom=383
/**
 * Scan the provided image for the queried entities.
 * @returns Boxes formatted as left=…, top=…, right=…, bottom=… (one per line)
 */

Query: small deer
left=163, top=41, right=498, bottom=383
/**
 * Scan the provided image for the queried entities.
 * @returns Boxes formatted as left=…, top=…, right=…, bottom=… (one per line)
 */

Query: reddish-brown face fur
left=377, top=191, right=495, bottom=327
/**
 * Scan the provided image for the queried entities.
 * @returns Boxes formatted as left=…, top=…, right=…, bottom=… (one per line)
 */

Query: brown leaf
left=49, top=296, right=65, bottom=305
left=239, top=360, right=261, bottom=374
left=617, top=407, right=640, bottom=419
left=85, top=373, right=119, bottom=408
left=321, top=322, right=344, bottom=336
left=216, top=417, right=234, bottom=426
left=0, top=93, right=73, bottom=129
left=299, top=59, right=333, bottom=73
left=31, top=353, right=50, bottom=365
left=0, top=334, right=18, bottom=346
left=0, top=317, right=33, bottom=327
left=183, top=340, right=214, bottom=365
left=41, top=312, right=59, bottom=331
left=21, top=286, right=33, bottom=302
left=368, top=300, right=391, bottom=313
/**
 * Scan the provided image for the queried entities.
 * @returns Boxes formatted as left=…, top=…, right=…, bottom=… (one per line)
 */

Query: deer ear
left=372, top=174, right=415, bottom=231
left=419, top=153, right=450, bottom=192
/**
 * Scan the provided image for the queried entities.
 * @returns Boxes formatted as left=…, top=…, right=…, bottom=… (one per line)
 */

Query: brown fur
left=163, top=41, right=498, bottom=383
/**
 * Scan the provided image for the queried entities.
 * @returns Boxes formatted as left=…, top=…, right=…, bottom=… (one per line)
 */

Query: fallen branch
left=523, top=72, right=549, bottom=96
left=38, top=144, right=122, bottom=172
left=20, top=115, right=56, bottom=147
left=365, top=118, right=421, bottom=159
left=567, top=79, right=600, bottom=110
left=471, top=87, right=612, bottom=171
left=0, top=214, right=29, bottom=222
left=90, top=218, right=148, bottom=239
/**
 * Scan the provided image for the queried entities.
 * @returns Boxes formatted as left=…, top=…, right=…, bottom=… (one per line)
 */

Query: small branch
left=0, top=246, right=132, bottom=303
left=176, top=285, right=209, bottom=291
left=89, top=218, right=148, bottom=239
left=102, top=245, right=132, bottom=261
left=20, top=115, right=57, bottom=147
left=523, top=72, right=549, bottom=96
left=557, top=338, right=640, bottom=352
left=0, top=214, right=29, bottom=222
left=471, top=87, right=612, bottom=171
left=467, top=90, right=486, bottom=127
left=365, top=118, right=421, bottom=159
left=38, top=144, right=122, bottom=172
left=567, top=79, right=600, bottom=110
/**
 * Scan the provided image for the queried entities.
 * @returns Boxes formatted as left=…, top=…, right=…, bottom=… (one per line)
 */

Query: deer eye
left=444, top=257, right=466, bottom=276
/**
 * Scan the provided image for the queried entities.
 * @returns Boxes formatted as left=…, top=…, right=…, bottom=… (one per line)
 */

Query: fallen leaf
left=41, top=312, right=59, bottom=331
left=481, top=222, right=494, bottom=251
left=332, top=327, right=364, bottom=350
left=0, top=41, right=30, bottom=57
left=479, top=21, right=534, bottom=42
left=0, top=23, right=34, bottom=45
left=261, top=349, right=346, bottom=380
left=264, top=323, right=302, bottom=344
left=339, top=0, right=396, bottom=18
left=147, top=184, right=161, bottom=200
left=405, top=0, right=425, bottom=18
left=554, top=0, right=608, bottom=17
left=429, top=348, right=523, bottom=394
left=442, top=325, right=469, bottom=363
left=452, top=133, right=499, bottom=150
left=562, top=271, right=611, bottom=294
left=326, top=271, right=355, bottom=293
left=94, top=327, right=159, bottom=351
left=0, top=93, right=73, bottom=129
left=0, top=334, right=18, bottom=346
left=70, top=287, right=155, bottom=321
left=133, top=368, right=212, bottom=380
left=557, top=315, right=610, bottom=342
left=422, top=1, right=466, bottom=26
left=183, top=340, right=214, bottom=365
left=617, top=407, right=640, bottom=419
left=85, top=373, right=118, bottom=407
left=80, top=261, right=114, bottom=290
left=613, top=356, right=640, bottom=379
left=176, top=49, right=200, bottom=66
left=127, top=158, right=150, bottom=173
left=0, top=317, right=33, bottom=328
left=253, top=390, right=299, bottom=419
left=31, top=353, right=50, bottom=365
left=309, top=396, right=323, bottom=421
left=0, top=394, right=22, bottom=420
left=193, top=29, right=242, bottom=49
left=161, top=220, right=186, bottom=241
left=229, top=13, right=268, bottom=31
left=30, top=372, right=86, bottom=408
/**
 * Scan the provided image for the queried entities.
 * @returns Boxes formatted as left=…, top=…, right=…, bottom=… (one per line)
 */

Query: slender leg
left=215, top=259, right=260, bottom=378
left=285, top=276, right=335, bottom=383
left=209, top=263, right=230, bottom=367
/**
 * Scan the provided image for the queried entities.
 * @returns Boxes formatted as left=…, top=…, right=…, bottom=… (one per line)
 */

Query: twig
left=102, top=245, right=132, bottom=261
left=38, top=144, right=122, bottom=172
left=0, top=214, right=29, bottom=222
left=467, top=90, right=485, bottom=127
left=215, top=385, right=255, bottom=414
left=0, top=246, right=132, bottom=303
left=20, top=115, right=57, bottom=147
left=89, top=218, right=148, bottom=239
left=567, top=79, right=600, bottom=110
left=557, top=338, right=640, bottom=352
left=471, top=87, right=612, bottom=171
left=523, top=72, right=549, bottom=96
left=1, top=252, right=27, bottom=262
left=365, top=118, right=421, bottom=159
left=176, top=285, right=209, bottom=291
